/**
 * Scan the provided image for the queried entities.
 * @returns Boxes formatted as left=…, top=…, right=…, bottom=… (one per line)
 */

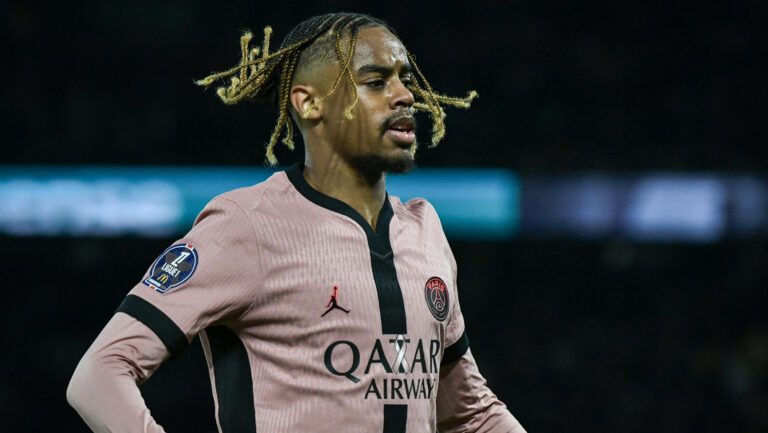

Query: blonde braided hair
left=196, top=13, right=478, bottom=166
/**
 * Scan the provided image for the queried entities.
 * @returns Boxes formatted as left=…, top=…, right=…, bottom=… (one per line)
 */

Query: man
left=67, top=12, right=526, bottom=433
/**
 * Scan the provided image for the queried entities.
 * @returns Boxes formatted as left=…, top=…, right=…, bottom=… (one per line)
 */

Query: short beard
left=348, top=152, right=415, bottom=175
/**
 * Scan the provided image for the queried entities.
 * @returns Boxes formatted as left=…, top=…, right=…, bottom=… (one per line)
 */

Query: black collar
left=285, top=164, right=394, bottom=254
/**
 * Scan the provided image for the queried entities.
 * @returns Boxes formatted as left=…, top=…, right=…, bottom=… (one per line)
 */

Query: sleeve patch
left=143, top=243, right=199, bottom=293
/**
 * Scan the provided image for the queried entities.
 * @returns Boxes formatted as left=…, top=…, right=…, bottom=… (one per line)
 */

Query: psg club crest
left=424, top=277, right=449, bottom=321
left=143, top=244, right=199, bottom=293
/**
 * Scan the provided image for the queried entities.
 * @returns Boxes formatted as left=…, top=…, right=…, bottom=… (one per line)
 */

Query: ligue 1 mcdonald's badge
left=424, top=277, right=449, bottom=321
left=143, top=244, right=199, bottom=293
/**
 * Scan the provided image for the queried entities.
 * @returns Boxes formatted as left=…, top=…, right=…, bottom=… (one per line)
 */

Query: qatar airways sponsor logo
left=324, top=335, right=440, bottom=400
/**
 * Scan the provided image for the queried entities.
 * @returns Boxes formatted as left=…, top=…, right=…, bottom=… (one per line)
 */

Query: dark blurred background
left=2, top=1, right=767, bottom=432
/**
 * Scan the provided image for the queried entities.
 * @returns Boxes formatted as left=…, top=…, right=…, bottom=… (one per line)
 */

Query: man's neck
left=302, top=158, right=387, bottom=232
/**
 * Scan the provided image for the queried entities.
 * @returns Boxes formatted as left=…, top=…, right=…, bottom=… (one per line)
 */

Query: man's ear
left=290, top=84, right=323, bottom=121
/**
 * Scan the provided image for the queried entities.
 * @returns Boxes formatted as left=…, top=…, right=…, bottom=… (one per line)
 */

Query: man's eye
left=366, top=80, right=385, bottom=88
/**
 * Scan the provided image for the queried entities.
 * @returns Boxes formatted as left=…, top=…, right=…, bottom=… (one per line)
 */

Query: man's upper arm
left=119, top=196, right=261, bottom=354
left=67, top=196, right=261, bottom=432
left=436, top=348, right=526, bottom=433
left=436, top=288, right=521, bottom=433
left=433, top=199, right=525, bottom=432
left=434, top=281, right=525, bottom=433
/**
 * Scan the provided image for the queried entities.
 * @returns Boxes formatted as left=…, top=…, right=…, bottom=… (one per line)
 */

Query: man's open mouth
left=385, top=116, right=416, bottom=145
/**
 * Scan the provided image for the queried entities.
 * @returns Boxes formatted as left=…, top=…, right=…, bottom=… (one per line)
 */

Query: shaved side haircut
left=196, top=12, right=478, bottom=165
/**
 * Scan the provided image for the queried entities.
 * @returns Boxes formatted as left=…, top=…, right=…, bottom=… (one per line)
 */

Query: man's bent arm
left=67, top=312, right=171, bottom=433
left=436, top=349, right=526, bottom=433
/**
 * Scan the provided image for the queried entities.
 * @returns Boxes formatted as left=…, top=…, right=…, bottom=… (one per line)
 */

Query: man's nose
left=390, top=79, right=415, bottom=109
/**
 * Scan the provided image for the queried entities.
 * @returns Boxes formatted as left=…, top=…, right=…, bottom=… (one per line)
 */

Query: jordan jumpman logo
left=321, top=285, right=350, bottom=317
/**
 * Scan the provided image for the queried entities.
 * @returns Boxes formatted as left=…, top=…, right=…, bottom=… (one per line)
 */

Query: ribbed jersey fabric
left=120, top=164, right=469, bottom=433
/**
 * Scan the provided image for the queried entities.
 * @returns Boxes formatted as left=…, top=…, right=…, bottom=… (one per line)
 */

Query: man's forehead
left=351, top=27, right=409, bottom=70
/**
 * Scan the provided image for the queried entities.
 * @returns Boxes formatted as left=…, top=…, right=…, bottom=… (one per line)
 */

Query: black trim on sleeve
left=441, top=330, right=470, bottom=365
left=116, top=294, right=188, bottom=357
left=206, top=325, right=257, bottom=433
left=383, top=404, right=408, bottom=433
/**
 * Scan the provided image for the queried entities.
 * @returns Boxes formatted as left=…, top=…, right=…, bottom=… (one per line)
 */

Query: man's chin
left=349, top=153, right=415, bottom=175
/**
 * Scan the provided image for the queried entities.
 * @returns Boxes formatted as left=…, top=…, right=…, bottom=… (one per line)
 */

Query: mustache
left=380, top=111, right=418, bottom=136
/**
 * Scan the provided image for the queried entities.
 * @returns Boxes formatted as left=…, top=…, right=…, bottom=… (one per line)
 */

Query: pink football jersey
left=103, top=164, right=516, bottom=433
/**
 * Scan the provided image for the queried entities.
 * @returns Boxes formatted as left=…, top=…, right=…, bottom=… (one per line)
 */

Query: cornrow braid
left=330, top=30, right=358, bottom=120
left=196, top=12, right=478, bottom=166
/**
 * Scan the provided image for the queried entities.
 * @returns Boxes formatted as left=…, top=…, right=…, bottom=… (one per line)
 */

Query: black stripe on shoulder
left=441, top=330, right=470, bottom=365
left=116, top=294, right=188, bottom=357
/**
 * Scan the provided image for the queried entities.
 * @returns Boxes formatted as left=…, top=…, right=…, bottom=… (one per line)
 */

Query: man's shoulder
left=192, top=170, right=296, bottom=230
left=389, top=195, right=442, bottom=226
left=212, top=169, right=293, bottom=211
left=390, top=195, right=453, bottom=259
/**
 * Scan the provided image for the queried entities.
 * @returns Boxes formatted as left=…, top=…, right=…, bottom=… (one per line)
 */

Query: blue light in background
left=0, top=166, right=272, bottom=237
left=0, top=166, right=520, bottom=240
left=519, top=173, right=767, bottom=242
left=1, top=166, right=764, bottom=242
left=623, top=176, right=727, bottom=242
left=388, top=168, right=519, bottom=239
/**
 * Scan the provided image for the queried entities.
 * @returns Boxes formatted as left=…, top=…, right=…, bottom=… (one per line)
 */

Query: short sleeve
left=117, top=197, right=260, bottom=356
